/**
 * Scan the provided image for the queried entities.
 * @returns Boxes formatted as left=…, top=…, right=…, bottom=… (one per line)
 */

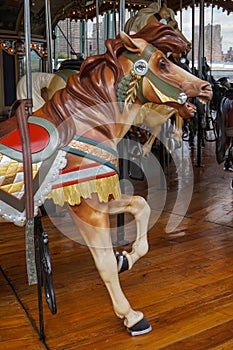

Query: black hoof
left=127, top=317, right=152, bottom=336
left=115, top=252, right=129, bottom=273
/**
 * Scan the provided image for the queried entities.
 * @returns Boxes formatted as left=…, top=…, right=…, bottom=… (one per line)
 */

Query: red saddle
left=0, top=116, right=59, bottom=163
left=1, top=123, right=49, bottom=153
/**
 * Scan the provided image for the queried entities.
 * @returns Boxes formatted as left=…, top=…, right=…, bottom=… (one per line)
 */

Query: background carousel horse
left=124, top=1, right=191, bottom=54
left=16, top=55, right=84, bottom=112
left=215, top=87, right=233, bottom=186
left=2, top=23, right=212, bottom=336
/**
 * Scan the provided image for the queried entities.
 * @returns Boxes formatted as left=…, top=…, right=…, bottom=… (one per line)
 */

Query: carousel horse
left=215, top=87, right=233, bottom=176
left=17, top=3, right=190, bottom=155
left=16, top=55, right=84, bottom=112
left=1, top=23, right=212, bottom=335
left=17, top=68, right=78, bottom=112
left=124, top=1, right=191, bottom=54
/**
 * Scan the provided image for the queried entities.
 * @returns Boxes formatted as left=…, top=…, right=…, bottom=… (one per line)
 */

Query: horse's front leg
left=108, top=194, right=151, bottom=271
left=70, top=195, right=151, bottom=335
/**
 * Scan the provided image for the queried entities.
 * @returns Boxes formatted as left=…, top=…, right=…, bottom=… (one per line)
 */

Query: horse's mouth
left=179, top=97, right=209, bottom=118
left=186, top=100, right=196, bottom=113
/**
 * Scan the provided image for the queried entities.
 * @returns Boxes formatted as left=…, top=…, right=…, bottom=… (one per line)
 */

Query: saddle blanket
left=47, top=161, right=121, bottom=206
left=0, top=154, right=121, bottom=225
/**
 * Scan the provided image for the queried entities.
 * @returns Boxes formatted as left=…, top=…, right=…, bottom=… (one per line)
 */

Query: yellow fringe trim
left=47, top=174, right=121, bottom=206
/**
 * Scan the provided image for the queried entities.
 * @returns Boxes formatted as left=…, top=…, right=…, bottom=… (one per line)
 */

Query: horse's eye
left=173, top=24, right=178, bottom=30
left=160, top=60, right=166, bottom=69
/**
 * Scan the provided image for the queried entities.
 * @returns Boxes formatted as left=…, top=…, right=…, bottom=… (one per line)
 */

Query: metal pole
left=191, top=0, right=195, bottom=75
left=198, top=0, right=204, bottom=78
left=196, top=0, right=205, bottom=167
left=210, top=2, right=214, bottom=66
left=85, top=17, right=89, bottom=56
left=24, top=0, right=32, bottom=112
left=180, top=0, right=183, bottom=31
left=113, top=3, right=117, bottom=37
left=119, top=0, right=125, bottom=31
left=96, top=0, right=100, bottom=54
left=45, top=0, right=53, bottom=72
left=57, top=23, right=79, bottom=59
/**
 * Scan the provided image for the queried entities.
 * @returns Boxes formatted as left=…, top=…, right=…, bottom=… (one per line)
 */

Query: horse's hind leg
left=108, top=194, right=151, bottom=271
left=69, top=195, right=151, bottom=335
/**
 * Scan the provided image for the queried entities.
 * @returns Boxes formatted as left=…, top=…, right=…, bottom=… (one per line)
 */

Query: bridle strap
left=123, top=44, right=186, bottom=104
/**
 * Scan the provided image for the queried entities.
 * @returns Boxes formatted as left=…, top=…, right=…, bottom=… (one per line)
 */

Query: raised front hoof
left=127, top=317, right=152, bottom=336
left=115, top=252, right=129, bottom=273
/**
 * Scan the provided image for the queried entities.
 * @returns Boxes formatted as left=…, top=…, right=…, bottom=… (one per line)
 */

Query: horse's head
left=119, top=32, right=212, bottom=118
left=155, top=3, right=192, bottom=54
left=124, top=2, right=191, bottom=55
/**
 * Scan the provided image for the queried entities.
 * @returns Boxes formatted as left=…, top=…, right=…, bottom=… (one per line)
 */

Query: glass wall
left=53, top=10, right=133, bottom=69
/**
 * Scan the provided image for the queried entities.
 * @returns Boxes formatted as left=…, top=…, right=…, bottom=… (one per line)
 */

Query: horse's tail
left=17, top=72, right=55, bottom=111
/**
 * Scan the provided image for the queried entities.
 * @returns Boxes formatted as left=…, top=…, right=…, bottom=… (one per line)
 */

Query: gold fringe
left=47, top=174, right=121, bottom=206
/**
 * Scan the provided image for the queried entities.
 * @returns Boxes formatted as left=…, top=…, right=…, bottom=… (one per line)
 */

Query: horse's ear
left=120, top=31, right=146, bottom=53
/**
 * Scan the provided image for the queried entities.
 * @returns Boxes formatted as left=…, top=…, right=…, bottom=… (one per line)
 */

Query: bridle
left=120, top=44, right=187, bottom=106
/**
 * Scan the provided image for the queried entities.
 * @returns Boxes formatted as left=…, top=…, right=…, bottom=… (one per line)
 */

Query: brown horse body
left=0, top=23, right=212, bottom=335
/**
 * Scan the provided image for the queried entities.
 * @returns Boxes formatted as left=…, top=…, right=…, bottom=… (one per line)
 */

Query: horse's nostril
left=202, top=82, right=212, bottom=91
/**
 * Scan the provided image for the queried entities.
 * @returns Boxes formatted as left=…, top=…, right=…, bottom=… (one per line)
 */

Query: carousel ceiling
left=0, top=0, right=232, bottom=38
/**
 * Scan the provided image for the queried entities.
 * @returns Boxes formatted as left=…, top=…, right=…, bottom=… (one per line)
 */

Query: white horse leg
left=108, top=194, right=151, bottom=271
left=70, top=195, right=152, bottom=335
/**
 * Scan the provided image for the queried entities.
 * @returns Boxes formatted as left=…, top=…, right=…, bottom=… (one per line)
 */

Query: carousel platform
left=0, top=141, right=233, bottom=350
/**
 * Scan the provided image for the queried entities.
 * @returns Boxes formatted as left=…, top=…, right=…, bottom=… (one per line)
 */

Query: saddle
left=0, top=100, right=65, bottom=228
left=0, top=116, right=60, bottom=163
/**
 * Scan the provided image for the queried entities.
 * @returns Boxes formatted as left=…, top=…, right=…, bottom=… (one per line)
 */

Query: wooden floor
left=1, top=141, right=233, bottom=350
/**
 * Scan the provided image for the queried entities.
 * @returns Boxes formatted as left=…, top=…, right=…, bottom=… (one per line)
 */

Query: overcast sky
left=176, top=7, right=233, bottom=53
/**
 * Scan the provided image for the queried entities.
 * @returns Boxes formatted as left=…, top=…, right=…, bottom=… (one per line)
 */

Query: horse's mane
left=124, top=2, right=176, bottom=34
left=39, top=22, right=187, bottom=144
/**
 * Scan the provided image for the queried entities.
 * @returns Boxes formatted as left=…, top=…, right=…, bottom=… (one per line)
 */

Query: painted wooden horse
left=124, top=1, right=191, bottom=54
left=1, top=23, right=212, bottom=335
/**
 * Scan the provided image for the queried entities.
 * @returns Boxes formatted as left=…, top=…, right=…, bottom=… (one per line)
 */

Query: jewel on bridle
left=177, top=92, right=188, bottom=104
left=133, top=59, right=149, bottom=77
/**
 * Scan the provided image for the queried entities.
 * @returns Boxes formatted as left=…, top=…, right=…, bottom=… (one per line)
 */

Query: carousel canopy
left=0, top=0, right=233, bottom=39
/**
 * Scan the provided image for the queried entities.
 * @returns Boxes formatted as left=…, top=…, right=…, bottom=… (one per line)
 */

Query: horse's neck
left=115, top=101, right=143, bottom=140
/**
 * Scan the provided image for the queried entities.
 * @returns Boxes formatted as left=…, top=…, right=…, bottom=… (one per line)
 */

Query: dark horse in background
left=215, top=81, right=233, bottom=188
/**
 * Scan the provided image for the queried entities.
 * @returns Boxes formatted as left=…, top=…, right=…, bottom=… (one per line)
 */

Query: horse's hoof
left=115, top=252, right=129, bottom=273
left=127, top=317, right=152, bottom=336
